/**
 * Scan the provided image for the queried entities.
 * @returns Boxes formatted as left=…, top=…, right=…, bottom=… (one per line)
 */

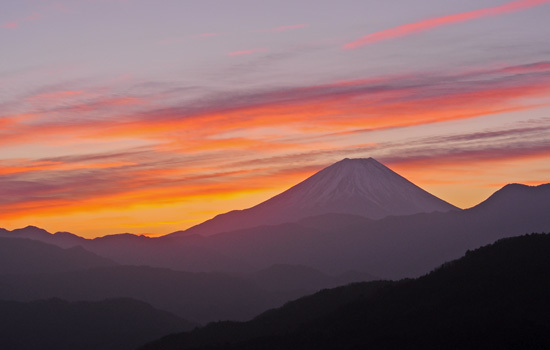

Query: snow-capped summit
left=176, top=158, right=458, bottom=236
left=261, top=157, right=457, bottom=218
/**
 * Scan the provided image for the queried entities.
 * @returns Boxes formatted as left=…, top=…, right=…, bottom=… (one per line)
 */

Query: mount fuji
left=174, top=158, right=458, bottom=236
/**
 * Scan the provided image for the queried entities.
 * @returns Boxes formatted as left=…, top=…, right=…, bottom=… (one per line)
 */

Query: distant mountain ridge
left=172, top=158, right=458, bottom=236
left=0, top=237, right=115, bottom=274
left=1, top=182, right=549, bottom=278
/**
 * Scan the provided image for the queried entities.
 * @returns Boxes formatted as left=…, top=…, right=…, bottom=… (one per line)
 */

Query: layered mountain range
left=1, top=158, right=549, bottom=326
left=2, top=158, right=549, bottom=277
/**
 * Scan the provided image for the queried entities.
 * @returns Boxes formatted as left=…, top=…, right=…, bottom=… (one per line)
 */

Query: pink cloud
left=228, top=48, right=268, bottom=57
left=2, top=11, right=42, bottom=30
left=344, top=0, right=550, bottom=49
left=2, top=21, right=18, bottom=29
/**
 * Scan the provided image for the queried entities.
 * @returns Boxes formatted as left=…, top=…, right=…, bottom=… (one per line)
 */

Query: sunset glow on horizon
left=1, top=0, right=549, bottom=238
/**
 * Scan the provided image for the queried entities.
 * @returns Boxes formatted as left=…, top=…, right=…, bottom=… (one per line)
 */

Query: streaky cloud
left=344, top=0, right=550, bottom=49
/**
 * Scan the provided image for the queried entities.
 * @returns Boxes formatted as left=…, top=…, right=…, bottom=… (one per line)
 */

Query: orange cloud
left=0, top=160, right=319, bottom=226
left=1, top=61, right=549, bottom=235
left=8, top=63, right=550, bottom=150
left=0, top=159, right=136, bottom=176
left=344, top=0, right=550, bottom=49
left=3, top=61, right=548, bottom=149
left=166, top=137, right=309, bottom=154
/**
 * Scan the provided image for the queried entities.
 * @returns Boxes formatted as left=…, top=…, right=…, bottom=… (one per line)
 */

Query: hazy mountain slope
left=141, top=281, right=391, bottom=350
left=141, top=233, right=550, bottom=350
left=0, top=262, right=375, bottom=324
left=193, top=183, right=550, bottom=278
left=0, top=265, right=311, bottom=324
left=248, top=264, right=377, bottom=294
left=0, top=226, right=87, bottom=249
left=0, top=237, right=116, bottom=274
left=0, top=298, right=195, bottom=350
left=1, top=183, right=547, bottom=279
left=0, top=227, right=251, bottom=272
left=173, top=158, right=458, bottom=236
left=86, top=234, right=250, bottom=272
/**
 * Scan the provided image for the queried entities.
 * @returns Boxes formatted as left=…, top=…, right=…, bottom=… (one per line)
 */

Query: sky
left=1, top=0, right=549, bottom=238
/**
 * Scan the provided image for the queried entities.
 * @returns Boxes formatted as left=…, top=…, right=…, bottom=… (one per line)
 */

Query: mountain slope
left=0, top=262, right=375, bottom=324
left=0, top=227, right=251, bottom=272
left=141, top=233, right=550, bottom=350
left=0, top=225, right=87, bottom=249
left=173, top=158, right=458, bottom=236
left=181, top=182, right=550, bottom=278
left=0, top=237, right=116, bottom=274
left=0, top=265, right=292, bottom=324
left=0, top=298, right=195, bottom=350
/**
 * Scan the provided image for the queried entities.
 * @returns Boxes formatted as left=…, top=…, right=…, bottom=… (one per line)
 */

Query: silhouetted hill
left=0, top=298, right=195, bottom=350
left=1, top=227, right=250, bottom=272
left=0, top=237, right=115, bottom=274
left=10, top=225, right=51, bottom=239
left=0, top=225, right=87, bottom=249
left=466, top=183, right=550, bottom=235
left=141, top=233, right=550, bottom=350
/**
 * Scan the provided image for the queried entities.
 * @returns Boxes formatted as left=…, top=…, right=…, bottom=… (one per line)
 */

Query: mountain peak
left=318, top=157, right=393, bottom=182
left=176, top=158, right=458, bottom=236
left=264, top=157, right=457, bottom=218
left=336, top=157, right=378, bottom=165
left=23, top=225, right=45, bottom=231
left=12, top=226, right=51, bottom=237
left=469, top=182, right=550, bottom=212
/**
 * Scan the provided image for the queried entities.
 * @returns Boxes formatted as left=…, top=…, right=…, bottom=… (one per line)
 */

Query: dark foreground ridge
left=0, top=298, right=195, bottom=350
left=142, top=233, right=550, bottom=350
